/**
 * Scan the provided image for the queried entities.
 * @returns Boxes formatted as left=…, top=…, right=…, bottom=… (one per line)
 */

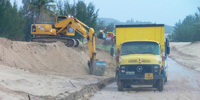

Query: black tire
left=74, top=39, right=79, bottom=47
left=65, top=39, right=74, bottom=47
left=115, top=72, right=118, bottom=79
left=157, top=78, right=164, bottom=91
left=165, top=76, right=168, bottom=82
left=153, top=82, right=157, bottom=88
left=125, top=85, right=131, bottom=88
left=117, top=81, right=124, bottom=91
left=110, top=47, right=114, bottom=56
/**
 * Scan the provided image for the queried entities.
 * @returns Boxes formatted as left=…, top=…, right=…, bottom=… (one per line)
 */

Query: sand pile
left=178, top=41, right=200, bottom=58
left=170, top=42, right=200, bottom=71
left=0, top=38, right=115, bottom=76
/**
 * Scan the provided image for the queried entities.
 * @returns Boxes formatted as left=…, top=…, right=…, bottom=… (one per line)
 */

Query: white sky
left=10, top=0, right=200, bottom=26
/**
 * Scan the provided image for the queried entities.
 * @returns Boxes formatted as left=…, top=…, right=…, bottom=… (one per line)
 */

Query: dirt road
left=90, top=58, right=200, bottom=100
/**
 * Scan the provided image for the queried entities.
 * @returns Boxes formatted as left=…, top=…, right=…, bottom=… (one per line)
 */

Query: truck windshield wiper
left=121, top=53, right=137, bottom=55
left=140, top=52, right=156, bottom=55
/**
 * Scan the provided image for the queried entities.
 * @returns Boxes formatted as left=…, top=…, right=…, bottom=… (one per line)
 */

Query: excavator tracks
left=30, top=36, right=79, bottom=47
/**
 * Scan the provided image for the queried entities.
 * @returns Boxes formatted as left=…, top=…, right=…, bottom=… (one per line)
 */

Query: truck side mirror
left=167, top=46, right=170, bottom=54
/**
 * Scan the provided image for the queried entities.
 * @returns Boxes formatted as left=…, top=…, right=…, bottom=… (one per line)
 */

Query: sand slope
left=170, top=42, right=200, bottom=71
left=0, top=38, right=115, bottom=99
left=0, top=38, right=115, bottom=76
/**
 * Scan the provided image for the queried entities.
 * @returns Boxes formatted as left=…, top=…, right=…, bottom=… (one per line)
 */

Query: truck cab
left=115, top=24, right=170, bottom=91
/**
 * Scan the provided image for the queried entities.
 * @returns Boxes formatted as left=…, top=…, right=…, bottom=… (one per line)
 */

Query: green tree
left=60, top=1, right=99, bottom=29
left=106, top=23, right=115, bottom=32
left=23, top=0, right=34, bottom=41
left=96, top=20, right=105, bottom=32
left=57, top=0, right=64, bottom=15
left=171, top=7, right=200, bottom=42
left=57, top=0, right=99, bottom=39
left=25, top=0, right=56, bottom=23
left=193, top=7, right=200, bottom=41
left=22, top=0, right=56, bottom=41
left=0, top=0, right=26, bottom=40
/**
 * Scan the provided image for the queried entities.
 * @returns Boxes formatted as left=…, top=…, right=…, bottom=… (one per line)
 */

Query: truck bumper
left=117, top=74, right=164, bottom=85
left=118, top=74, right=164, bottom=80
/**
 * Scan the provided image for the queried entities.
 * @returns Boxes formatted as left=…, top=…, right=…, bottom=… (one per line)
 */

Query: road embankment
left=0, top=38, right=116, bottom=99
left=169, top=42, right=200, bottom=72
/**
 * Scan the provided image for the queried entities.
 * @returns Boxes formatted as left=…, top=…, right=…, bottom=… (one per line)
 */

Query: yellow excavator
left=30, top=15, right=106, bottom=76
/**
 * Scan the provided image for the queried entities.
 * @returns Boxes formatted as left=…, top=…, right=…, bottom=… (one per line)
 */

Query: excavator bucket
left=88, top=61, right=106, bottom=76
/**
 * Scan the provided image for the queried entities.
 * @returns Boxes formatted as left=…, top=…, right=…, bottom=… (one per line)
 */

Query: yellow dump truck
left=115, top=24, right=170, bottom=91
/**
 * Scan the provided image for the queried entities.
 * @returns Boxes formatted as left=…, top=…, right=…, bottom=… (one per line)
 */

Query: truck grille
left=120, top=65, right=160, bottom=75
left=128, top=59, right=151, bottom=63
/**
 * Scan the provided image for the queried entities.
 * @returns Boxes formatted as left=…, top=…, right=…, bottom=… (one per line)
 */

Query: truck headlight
left=120, top=66, right=126, bottom=73
left=154, top=66, right=159, bottom=69
left=121, top=69, right=125, bottom=73
left=154, top=66, right=160, bottom=73
left=121, top=66, right=125, bottom=69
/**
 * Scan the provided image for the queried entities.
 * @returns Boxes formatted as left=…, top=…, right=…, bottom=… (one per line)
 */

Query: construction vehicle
left=97, top=28, right=116, bottom=46
left=107, top=32, right=115, bottom=42
left=97, top=28, right=115, bottom=42
left=31, top=15, right=106, bottom=76
left=115, top=24, right=170, bottom=91
left=31, top=15, right=82, bottom=47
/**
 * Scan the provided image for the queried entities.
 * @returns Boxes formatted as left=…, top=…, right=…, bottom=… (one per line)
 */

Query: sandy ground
left=90, top=58, right=200, bottom=100
left=169, top=42, right=200, bottom=72
left=0, top=38, right=115, bottom=99
left=0, top=65, right=111, bottom=100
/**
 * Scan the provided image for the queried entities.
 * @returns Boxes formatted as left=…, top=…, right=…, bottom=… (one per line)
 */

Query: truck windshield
left=121, top=42, right=160, bottom=55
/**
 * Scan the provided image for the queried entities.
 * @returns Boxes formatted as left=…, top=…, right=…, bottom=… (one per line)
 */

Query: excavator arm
left=74, top=18, right=97, bottom=61
left=54, top=16, right=96, bottom=61
left=54, top=16, right=105, bottom=75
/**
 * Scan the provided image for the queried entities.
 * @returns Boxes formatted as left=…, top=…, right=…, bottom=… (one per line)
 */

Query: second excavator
left=30, top=15, right=106, bottom=76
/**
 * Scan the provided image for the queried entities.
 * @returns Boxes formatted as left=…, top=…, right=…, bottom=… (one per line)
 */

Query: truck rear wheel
left=117, top=81, right=124, bottom=91
left=157, top=78, right=164, bottom=91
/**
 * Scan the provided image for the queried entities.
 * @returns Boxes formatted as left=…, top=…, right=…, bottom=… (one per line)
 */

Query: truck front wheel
left=157, top=78, right=164, bottom=91
left=125, top=85, right=131, bottom=88
left=117, top=81, right=124, bottom=91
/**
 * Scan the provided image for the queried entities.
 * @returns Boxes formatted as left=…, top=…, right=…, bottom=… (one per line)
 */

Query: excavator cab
left=56, top=15, right=67, bottom=23
left=56, top=15, right=76, bottom=36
